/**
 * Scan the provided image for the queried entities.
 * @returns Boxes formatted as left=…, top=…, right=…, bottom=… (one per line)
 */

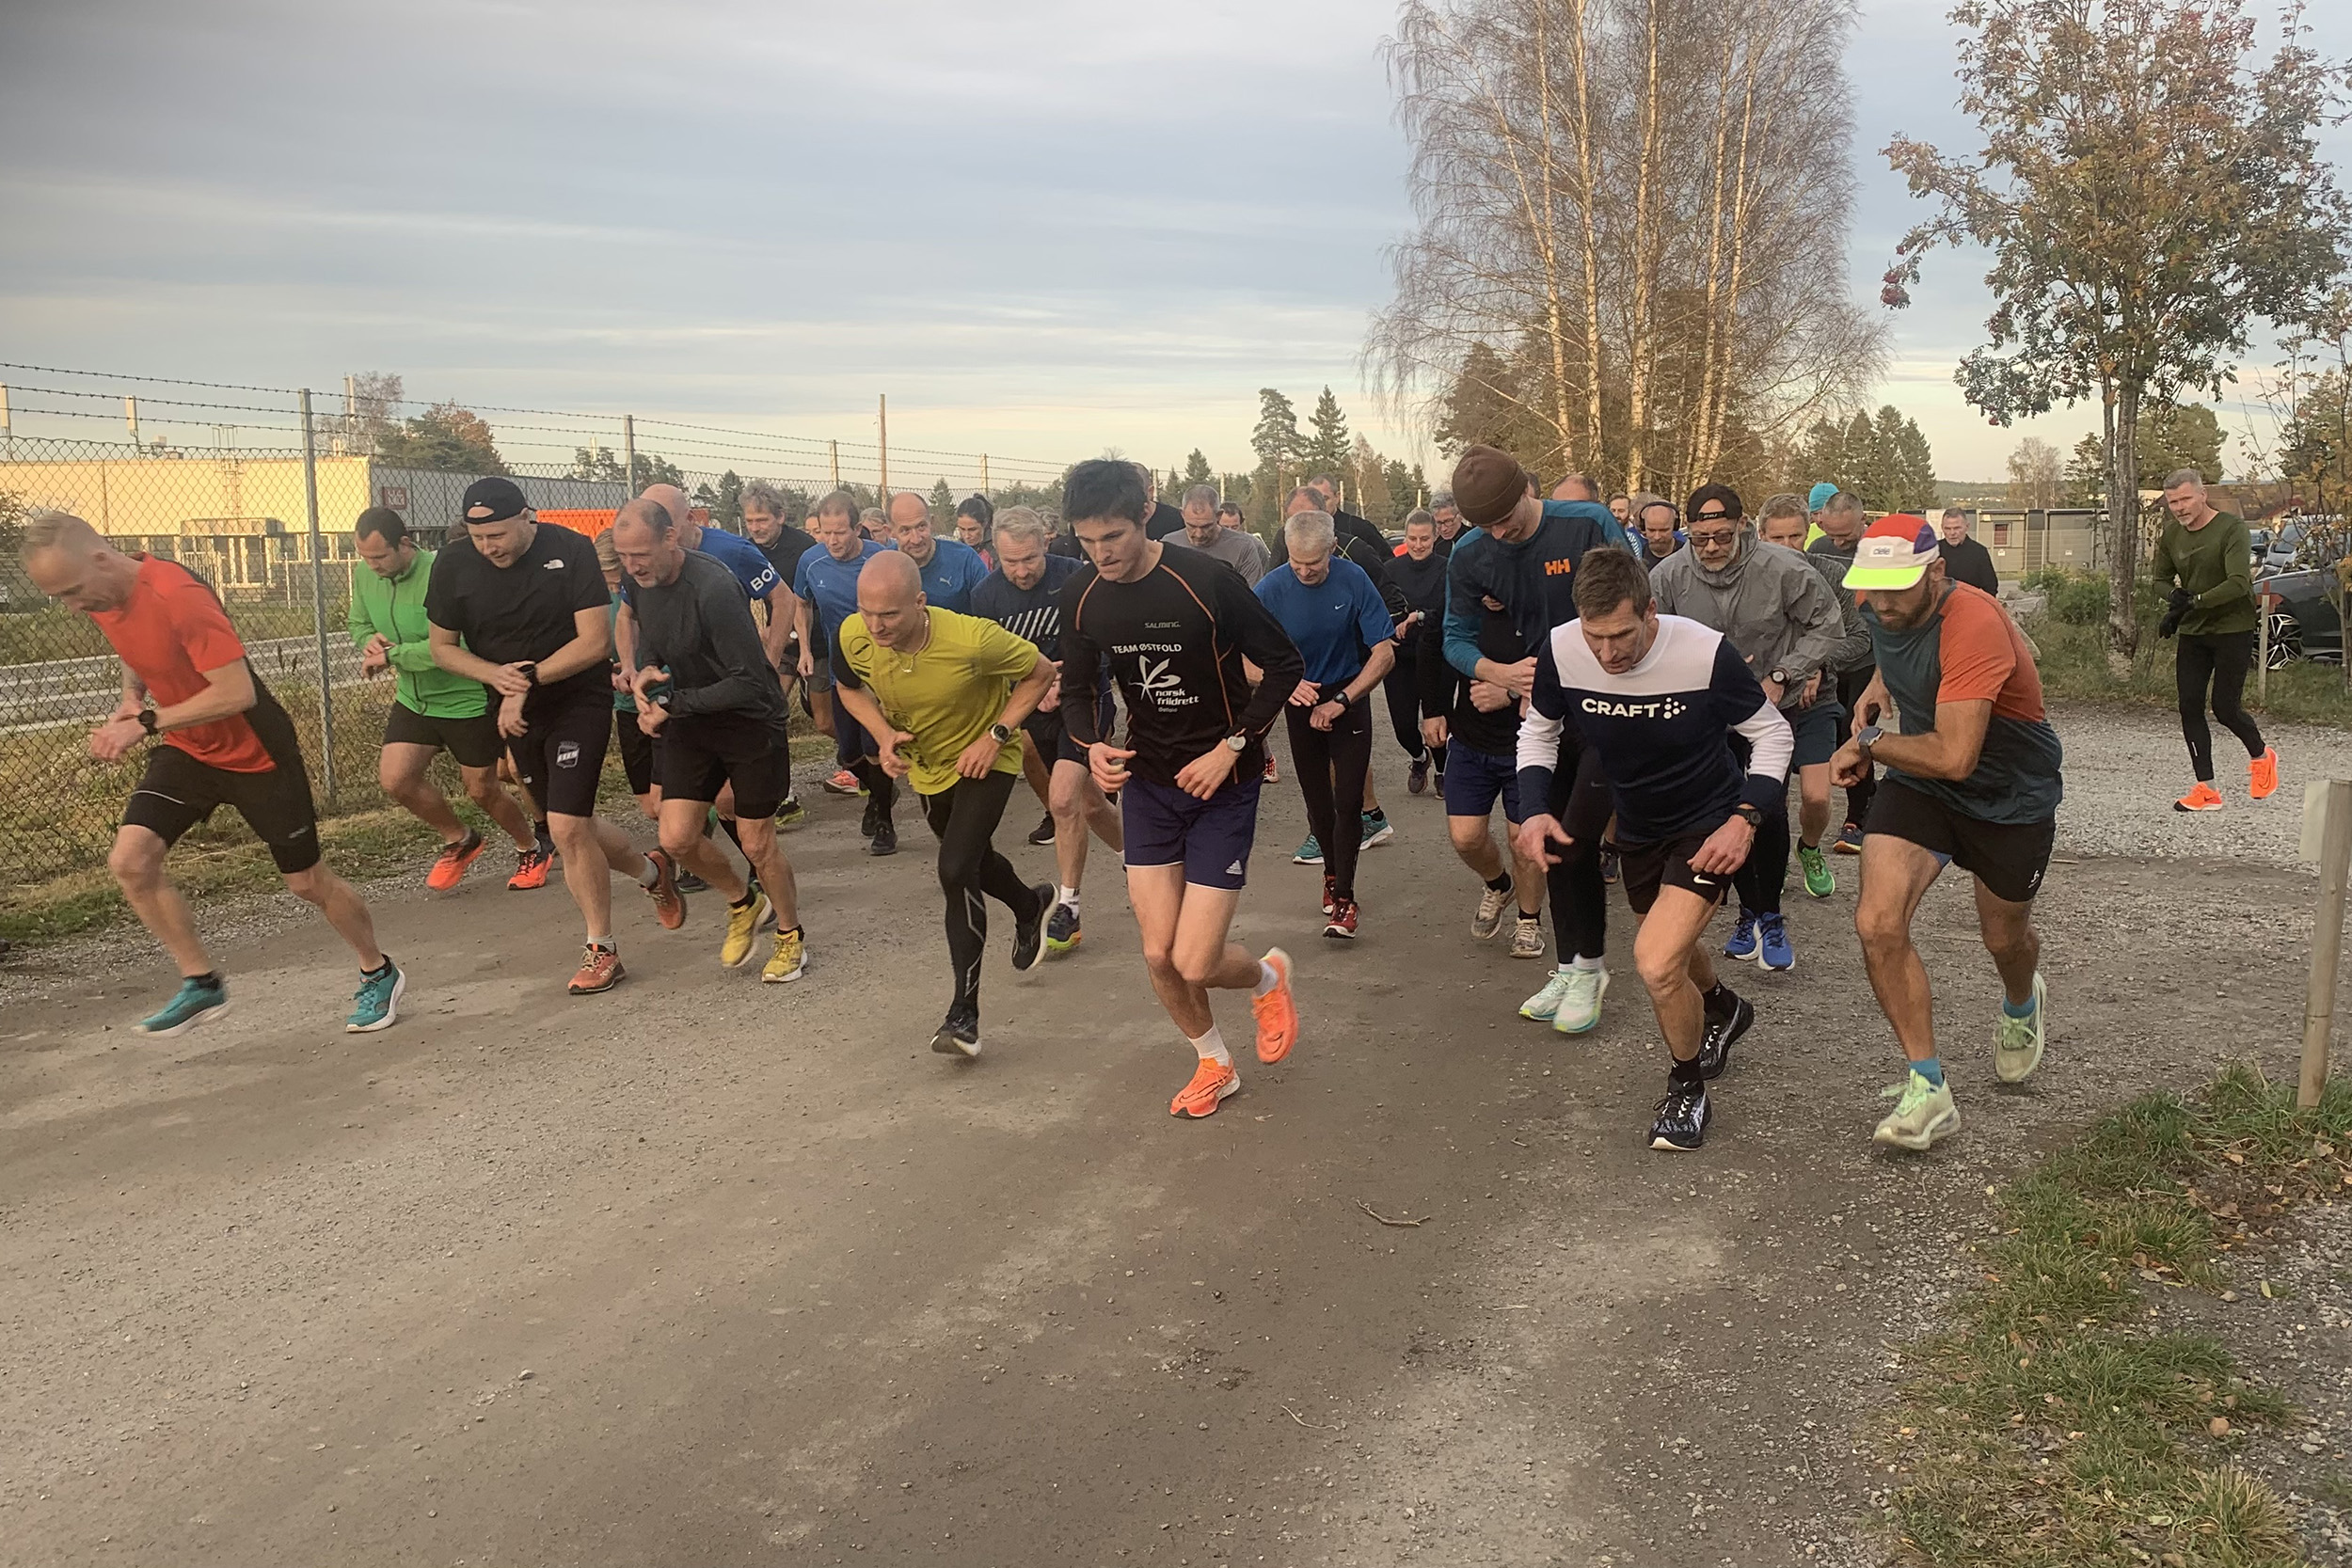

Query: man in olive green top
left=349, top=508, right=541, bottom=889
left=2151, top=469, right=2279, bottom=813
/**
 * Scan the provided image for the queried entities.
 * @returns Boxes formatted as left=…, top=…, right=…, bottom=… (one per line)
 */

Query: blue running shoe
left=135, top=976, right=229, bottom=1037
left=1292, top=833, right=1324, bottom=865
left=1756, top=912, right=1794, bottom=972
left=1723, top=907, right=1759, bottom=962
left=346, top=958, right=405, bottom=1034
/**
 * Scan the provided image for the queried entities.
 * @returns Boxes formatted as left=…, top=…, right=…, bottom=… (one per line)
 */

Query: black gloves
left=2158, top=586, right=2194, bottom=640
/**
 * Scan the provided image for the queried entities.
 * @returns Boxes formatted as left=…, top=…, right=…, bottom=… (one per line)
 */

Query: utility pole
left=829, top=439, right=840, bottom=489
left=124, top=396, right=140, bottom=447
left=622, top=414, right=638, bottom=496
left=297, top=388, right=339, bottom=802
left=878, top=394, right=890, bottom=498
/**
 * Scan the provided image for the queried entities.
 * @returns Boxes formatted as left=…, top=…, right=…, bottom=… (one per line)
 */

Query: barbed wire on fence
left=0, top=364, right=1085, bottom=888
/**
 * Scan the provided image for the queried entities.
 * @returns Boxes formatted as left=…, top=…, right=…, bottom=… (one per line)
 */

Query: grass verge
left=2027, top=616, right=2352, bottom=729
left=1883, top=1063, right=2352, bottom=1567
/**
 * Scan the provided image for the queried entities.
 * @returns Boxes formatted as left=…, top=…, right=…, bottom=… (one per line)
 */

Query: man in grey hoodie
left=1651, top=483, right=1846, bottom=973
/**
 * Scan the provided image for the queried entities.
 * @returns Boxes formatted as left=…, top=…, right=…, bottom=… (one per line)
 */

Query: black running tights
left=918, top=770, right=1040, bottom=1014
left=2176, top=629, right=2265, bottom=783
left=1287, top=696, right=1373, bottom=900
left=1833, top=664, right=1878, bottom=829
left=1732, top=796, right=1791, bottom=916
left=1549, top=740, right=1612, bottom=962
left=1381, top=643, right=1444, bottom=772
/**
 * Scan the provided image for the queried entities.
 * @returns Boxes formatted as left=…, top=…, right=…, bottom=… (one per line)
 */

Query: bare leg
left=1130, top=863, right=1214, bottom=1037
left=1447, top=814, right=1504, bottom=879
left=1049, top=758, right=1121, bottom=892
left=1633, top=887, right=1718, bottom=1064
left=1854, top=834, right=1945, bottom=1064
left=108, top=825, right=214, bottom=977
left=658, top=798, right=746, bottom=902
left=380, top=741, right=464, bottom=842
left=1021, top=736, right=1053, bottom=812
left=459, top=762, right=537, bottom=849
left=1796, top=762, right=1834, bottom=847
left=280, top=863, right=387, bottom=970
left=809, top=685, right=836, bottom=739
left=735, top=816, right=800, bottom=929
left=549, top=811, right=645, bottom=939
left=1972, top=879, right=2042, bottom=1006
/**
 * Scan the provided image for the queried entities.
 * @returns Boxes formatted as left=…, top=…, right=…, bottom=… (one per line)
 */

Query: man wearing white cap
left=1834, top=514, right=2063, bottom=1153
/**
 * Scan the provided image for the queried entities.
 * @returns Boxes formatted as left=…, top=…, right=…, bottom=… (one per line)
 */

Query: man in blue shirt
left=1255, top=508, right=1397, bottom=940
left=794, top=498, right=898, bottom=854
left=886, top=490, right=992, bottom=613
left=1442, top=446, right=1617, bottom=1035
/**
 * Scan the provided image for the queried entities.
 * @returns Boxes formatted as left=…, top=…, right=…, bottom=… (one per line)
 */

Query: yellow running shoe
left=721, top=891, right=771, bottom=968
left=761, top=926, right=807, bottom=984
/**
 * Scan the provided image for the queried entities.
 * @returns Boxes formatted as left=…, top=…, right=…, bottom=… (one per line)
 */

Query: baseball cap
left=1452, top=445, right=1531, bottom=531
left=1843, top=515, right=1941, bottom=590
left=1806, top=482, right=1839, bottom=512
left=460, top=476, right=530, bottom=524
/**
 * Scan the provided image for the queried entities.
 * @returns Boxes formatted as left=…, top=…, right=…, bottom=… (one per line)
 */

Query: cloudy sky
left=1, top=0, right=2344, bottom=483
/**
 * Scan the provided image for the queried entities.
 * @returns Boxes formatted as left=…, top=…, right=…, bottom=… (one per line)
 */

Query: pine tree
left=1182, top=450, right=1215, bottom=487
left=1874, top=406, right=1938, bottom=512
left=1304, top=387, right=1352, bottom=477
left=1250, top=388, right=1304, bottom=468
left=928, top=477, right=954, bottom=527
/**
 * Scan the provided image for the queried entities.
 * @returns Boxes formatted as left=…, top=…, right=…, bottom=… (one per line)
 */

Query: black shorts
left=123, top=700, right=321, bottom=875
left=1866, top=777, right=2055, bottom=905
left=656, top=719, right=793, bottom=818
left=1121, top=772, right=1261, bottom=891
left=1023, top=689, right=1117, bottom=768
left=383, top=700, right=503, bottom=770
left=1614, top=832, right=1732, bottom=917
left=508, top=680, right=613, bottom=819
left=613, top=708, right=657, bottom=796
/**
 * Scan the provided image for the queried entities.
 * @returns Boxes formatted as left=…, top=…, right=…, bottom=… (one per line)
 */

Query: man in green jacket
left=2151, top=470, right=2280, bottom=814
left=350, top=508, right=543, bottom=889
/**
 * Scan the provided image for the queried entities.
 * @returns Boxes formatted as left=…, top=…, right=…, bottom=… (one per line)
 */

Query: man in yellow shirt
left=832, top=551, right=1060, bottom=1058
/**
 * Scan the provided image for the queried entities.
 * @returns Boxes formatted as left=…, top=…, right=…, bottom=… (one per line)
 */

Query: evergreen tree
left=927, top=477, right=954, bottom=527
left=1182, top=449, right=1215, bottom=487
left=1875, top=405, right=1938, bottom=513
left=1304, top=386, right=1352, bottom=476
left=1250, top=388, right=1304, bottom=468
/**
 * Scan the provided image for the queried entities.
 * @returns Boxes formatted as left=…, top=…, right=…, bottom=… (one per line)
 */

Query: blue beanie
left=1806, top=482, right=1839, bottom=512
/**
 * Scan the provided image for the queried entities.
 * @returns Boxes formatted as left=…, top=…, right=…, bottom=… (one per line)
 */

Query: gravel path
left=2051, top=702, right=2348, bottom=868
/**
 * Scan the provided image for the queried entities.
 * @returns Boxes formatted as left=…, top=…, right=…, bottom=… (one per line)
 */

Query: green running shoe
left=346, top=958, right=405, bottom=1034
left=1872, top=1070, right=1960, bottom=1151
left=1797, top=843, right=1836, bottom=898
left=135, top=976, right=229, bottom=1037
left=1994, top=971, right=2046, bottom=1083
left=1292, top=833, right=1323, bottom=865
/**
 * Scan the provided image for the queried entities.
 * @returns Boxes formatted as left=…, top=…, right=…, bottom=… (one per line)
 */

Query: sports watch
left=1732, top=802, right=1763, bottom=829
left=1856, top=723, right=1883, bottom=750
left=988, top=722, right=1015, bottom=745
left=1224, top=734, right=1248, bottom=753
left=137, top=708, right=159, bottom=736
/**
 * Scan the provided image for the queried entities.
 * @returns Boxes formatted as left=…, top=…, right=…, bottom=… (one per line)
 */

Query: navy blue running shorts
left=1120, top=771, right=1262, bottom=892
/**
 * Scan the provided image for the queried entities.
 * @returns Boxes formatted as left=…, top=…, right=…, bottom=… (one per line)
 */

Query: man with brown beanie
left=1440, top=445, right=1617, bottom=1035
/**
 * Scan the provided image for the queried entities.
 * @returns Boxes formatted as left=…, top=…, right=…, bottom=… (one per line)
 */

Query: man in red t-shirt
left=21, top=512, right=405, bottom=1037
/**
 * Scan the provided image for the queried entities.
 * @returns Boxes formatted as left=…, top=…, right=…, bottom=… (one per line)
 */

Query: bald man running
left=21, top=512, right=406, bottom=1036
left=830, top=551, right=1059, bottom=1058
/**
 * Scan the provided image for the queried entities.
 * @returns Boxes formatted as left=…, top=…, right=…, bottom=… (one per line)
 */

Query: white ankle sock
left=1253, top=959, right=1280, bottom=996
left=1571, top=953, right=1604, bottom=972
left=638, top=854, right=661, bottom=888
left=1190, top=1027, right=1232, bottom=1066
left=1057, top=884, right=1080, bottom=909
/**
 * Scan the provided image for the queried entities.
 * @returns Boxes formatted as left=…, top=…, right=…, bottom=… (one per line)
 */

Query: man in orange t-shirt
left=20, top=512, right=405, bottom=1038
left=1835, top=515, right=2063, bottom=1155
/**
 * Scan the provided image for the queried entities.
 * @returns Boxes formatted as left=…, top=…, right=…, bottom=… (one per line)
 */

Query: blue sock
left=1913, top=1057, right=1946, bottom=1087
left=2002, top=992, right=2037, bottom=1019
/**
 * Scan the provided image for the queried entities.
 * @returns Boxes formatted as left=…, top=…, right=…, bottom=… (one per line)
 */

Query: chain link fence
left=0, top=364, right=1076, bottom=886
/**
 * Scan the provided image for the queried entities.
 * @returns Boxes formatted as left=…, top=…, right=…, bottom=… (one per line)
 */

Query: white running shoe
left=1520, top=969, right=1575, bottom=1022
left=1551, top=966, right=1609, bottom=1035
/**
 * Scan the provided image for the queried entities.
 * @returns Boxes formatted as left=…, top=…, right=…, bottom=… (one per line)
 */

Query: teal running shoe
left=346, top=958, right=406, bottom=1034
left=1292, top=834, right=1323, bottom=865
left=135, top=976, right=229, bottom=1037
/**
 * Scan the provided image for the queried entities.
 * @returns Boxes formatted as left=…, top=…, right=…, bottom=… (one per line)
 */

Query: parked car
left=2254, top=566, right=2344, bottom=667
left=2247, top=527, right=2273, bottom=564
left=2262, top=522, right=2311, bottom=573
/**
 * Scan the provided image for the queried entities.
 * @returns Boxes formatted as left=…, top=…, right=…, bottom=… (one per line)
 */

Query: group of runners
left=30, top=426, right=2244, bottom=1155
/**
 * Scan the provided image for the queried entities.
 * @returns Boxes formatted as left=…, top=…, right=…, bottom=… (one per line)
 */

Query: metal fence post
left=298, top=388, right=339, bottom=802
left=980, top=452, right=990, bottom=496
left=879, top=394, right=889, bottom=497
left=829, top=439, right=840, bottom=488
left=623, top=413, right=637, bottom=495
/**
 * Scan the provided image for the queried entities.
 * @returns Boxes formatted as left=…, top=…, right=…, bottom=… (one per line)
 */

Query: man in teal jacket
left=349, top=508, right=542, bottom=890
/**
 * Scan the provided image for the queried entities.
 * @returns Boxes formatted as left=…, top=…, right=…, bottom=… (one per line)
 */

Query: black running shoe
left=931, top=1004, right=981, bottom=1058
left=1695, top=990, right=1756, bottom=1080
left=676, top=868, right=711, bottom=894
left=1045, top=901, right=1081, bottom=954
left=1012, top=882, right=1054, bottom=972
left=859, top=793, right=882, bottom=839
left=1600, top=847, right=1620, bottom=885
left=1026, top=813, right=1056, bottom=847
left=1407, top=757, right=1429, bottom=795
left=869, top=816, right=898, bottom=856
left=1648, top=1075, right=1710, bottom=1151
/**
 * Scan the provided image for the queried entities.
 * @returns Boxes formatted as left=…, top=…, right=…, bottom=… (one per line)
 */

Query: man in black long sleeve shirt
left=1057, top=459, right=1306, bottom=1120
left=616, top=501, right=806, bottom=983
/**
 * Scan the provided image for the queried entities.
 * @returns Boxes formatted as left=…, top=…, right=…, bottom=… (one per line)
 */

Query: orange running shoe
left=2173, top=782, right=2224, bottom=814
left=1169, top=1057, right=1240, bottom=1118
left=2250, top=747, right=2280, bottom=801
left=426, top=829, right=485, bottom=892
left=567, top=943, right=625, bottom=995
left=507, top=846, right=553, bottom=890
left=643, top=849, right=687, bottom=928
left=1251, top=946, right=1298, bottom=1064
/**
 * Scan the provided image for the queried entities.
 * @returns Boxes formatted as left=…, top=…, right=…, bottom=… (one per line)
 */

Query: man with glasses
left=1652, top=483, right=1845, bottom=973
left=1430, top=490, right=1465, bottom=546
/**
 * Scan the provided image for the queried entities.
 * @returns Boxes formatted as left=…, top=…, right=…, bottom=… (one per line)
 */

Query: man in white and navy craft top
left=1511, top=546, right=1793, bottom=1154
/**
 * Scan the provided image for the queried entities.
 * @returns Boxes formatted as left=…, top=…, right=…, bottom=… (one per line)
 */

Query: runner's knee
left=107, top=832, right=166, bottom=889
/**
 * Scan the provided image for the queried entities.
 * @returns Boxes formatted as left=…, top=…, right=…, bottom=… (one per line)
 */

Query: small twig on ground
left=1279, top=1403, right=1330, bottom=1429
left=1358, top=1200, right=1424, bottom=1227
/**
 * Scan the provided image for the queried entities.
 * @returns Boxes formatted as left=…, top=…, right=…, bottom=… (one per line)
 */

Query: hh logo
left=555, top=740, right=581, bottom=769
left=1544, top=558, right=1575, bottom=577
